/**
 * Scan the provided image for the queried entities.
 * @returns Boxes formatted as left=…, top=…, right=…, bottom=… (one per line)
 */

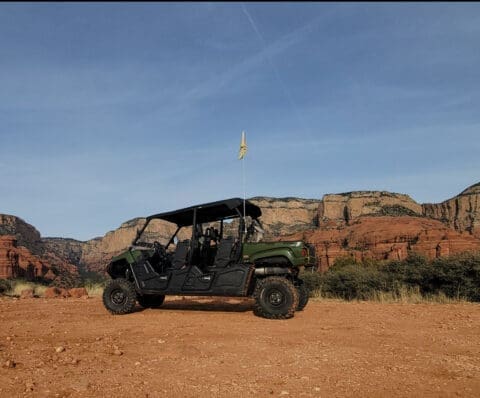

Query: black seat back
left=212, top=237, right=235, bottom=268
left=171, top=240, right=190, bottom=269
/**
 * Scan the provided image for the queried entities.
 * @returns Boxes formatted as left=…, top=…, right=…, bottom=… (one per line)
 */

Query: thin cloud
left=182, top=9, right=329, bottom=103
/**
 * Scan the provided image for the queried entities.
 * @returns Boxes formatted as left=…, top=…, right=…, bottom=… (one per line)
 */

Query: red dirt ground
left=0, top=297, right=479, bottom=397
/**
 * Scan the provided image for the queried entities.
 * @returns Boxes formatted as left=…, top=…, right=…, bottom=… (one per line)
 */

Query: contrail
left=241, top=3, right=313, bottom=136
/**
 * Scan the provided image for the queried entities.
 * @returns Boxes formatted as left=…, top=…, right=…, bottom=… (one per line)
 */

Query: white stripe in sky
left=241, top=2, right=313, bottom=137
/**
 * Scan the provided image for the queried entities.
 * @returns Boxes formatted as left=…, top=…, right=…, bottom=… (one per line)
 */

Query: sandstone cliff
left=0, top=235, right=78, bottom=284
left=0, top=214, right=44, bottom=255
left=249, top=197, right=321, bottom=236
left=279, top=216, right=480, bottom=271
left=423, top=183, right=480, bottom=238
left=319, top=191, right=422, bottom=224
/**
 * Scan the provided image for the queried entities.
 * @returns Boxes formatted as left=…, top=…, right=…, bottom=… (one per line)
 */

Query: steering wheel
left=153, top=241, right=167, bottom=259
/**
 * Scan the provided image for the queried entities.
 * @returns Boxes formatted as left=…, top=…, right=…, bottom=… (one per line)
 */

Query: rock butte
left=0, top=182, right=479, bottom=278
left=0, top=233, right=78, bottom=283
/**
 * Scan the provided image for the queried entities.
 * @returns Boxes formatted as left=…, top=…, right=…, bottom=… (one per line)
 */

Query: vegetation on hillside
left=301, top=252, right=480, bottom=302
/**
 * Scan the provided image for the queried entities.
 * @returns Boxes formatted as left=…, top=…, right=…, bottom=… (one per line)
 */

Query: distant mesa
left=0, top=182, right=479, bottom=280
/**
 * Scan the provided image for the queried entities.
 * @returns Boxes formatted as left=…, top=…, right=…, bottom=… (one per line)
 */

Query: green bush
left=322, top=264, right=387, bottom=300
left=0, top=279, right=13, bottom=295
left=301, top=252, right=480, bottom=302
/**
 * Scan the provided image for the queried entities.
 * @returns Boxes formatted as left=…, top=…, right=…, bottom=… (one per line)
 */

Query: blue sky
left=1, top=2, right=479, bottom=240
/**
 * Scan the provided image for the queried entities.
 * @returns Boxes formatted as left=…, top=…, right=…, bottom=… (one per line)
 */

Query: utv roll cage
left=131, top=198, right=262, bottom=249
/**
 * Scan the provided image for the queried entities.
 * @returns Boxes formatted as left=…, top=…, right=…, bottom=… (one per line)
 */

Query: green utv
left=102, top=198, right=316, bottom=319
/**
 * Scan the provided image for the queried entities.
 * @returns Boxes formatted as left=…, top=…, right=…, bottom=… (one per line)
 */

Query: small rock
left=6, top=336, right=12, bottom=341
left=71, top=359, right=79, bottom=365
left=20, top=289, right=34, bottom=299
left=113, top=349, right=123, bottom=356
left=55, top=346, right=65, bottom=353
left=280, top=391, right=289, bottom=396
left=157, top=339, right=165, bottom=344
left=4, top=359, right=16, bottom=368
left=68, top=287, right=89, bottom=298
left=44, top=287, right=70, bottom=299
left=25, top=381, right=35, bottom=391
left=135, top=361, right=141, bottom=366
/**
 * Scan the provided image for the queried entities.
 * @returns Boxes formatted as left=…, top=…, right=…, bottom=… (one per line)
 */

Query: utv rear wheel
left=103, top=278, right=137, bottom=315
left=137, top=294, right=165, bottom=308
left=296, top=282, right=310, bottom=311
left=253, top=276, right=299, bottom=319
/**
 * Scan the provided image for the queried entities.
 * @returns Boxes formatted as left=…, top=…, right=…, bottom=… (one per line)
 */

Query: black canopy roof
left=146, top=198, right=262, bottom=226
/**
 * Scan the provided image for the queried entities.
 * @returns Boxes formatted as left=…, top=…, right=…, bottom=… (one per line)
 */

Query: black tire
left=137, top=294, right=165, bottom=308
left=296, top=282, right=310, bottom=311
left=102, top=278, right=137, bottom=315
left=253, top=276, right=299, bottom=319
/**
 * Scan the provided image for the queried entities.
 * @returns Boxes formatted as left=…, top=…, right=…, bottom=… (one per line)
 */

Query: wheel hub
left=111, top=289, right=126, bottom=305
left=268, top=289, right=284, bottom=306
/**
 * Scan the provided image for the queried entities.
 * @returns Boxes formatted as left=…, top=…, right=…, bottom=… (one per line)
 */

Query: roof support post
left=189, top=207, right=197, bottom=265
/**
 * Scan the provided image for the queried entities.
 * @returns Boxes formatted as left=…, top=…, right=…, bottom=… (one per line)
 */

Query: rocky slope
left=319, top=191, right=422, bottom=224
left=0, top=234, right=78, bottom=284
left=279, top=216, right=480, bottom=271
left=0, top=214, right=44, bottom=255
left=422, top=183, right=480, bottom=238
left=250, top=197, right=321, bottom=236
left=1, top=182, right=479, bottom=275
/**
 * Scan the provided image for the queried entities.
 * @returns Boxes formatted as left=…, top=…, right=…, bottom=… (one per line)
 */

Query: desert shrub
left=300, top=269, right=324, bottom=296
left=378, top=205, right=420, bottom=217
left=85, top=282, right=105, bottom=297
left=79, top=270, right=107, bottom=285
left=0, top=279, right=13, bottom=295
left=2, top=279, right=49, bottom=297
left=429, top=253, right=480, bottom=301
left=304, top=252, right=480, bottom=302
left=322, top=263, right=387, bottom=300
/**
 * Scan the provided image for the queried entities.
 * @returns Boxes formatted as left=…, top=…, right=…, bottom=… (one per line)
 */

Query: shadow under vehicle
left=102, top=198, right=316, bottom=319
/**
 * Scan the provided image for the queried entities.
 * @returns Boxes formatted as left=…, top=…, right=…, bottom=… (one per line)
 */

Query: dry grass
left=7, top=281, right=47, bottom=297
left=85, top=283, right=104, bottom=297
left=310, top=285, right=466, bottom=304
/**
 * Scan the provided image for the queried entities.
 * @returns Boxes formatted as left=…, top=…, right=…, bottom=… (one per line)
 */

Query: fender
left=247, top=248, right=296, bottom=267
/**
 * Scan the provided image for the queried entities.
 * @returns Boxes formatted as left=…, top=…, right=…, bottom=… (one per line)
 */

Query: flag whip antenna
left=238, top=131, right=248, bottom=235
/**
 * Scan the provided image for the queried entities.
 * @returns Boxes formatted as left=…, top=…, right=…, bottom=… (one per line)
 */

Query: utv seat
left=171, top=240, right=190, bottom=270
left=211, top=237, right=236, bottom=268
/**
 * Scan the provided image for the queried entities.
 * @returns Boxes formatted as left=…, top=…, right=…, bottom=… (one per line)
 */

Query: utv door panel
left=183, top=266, right=214, bottom=291
left=131, top=261, right=169, bottom=291
left=212, top=264, right=254, bottom=296
left=167, top=269, right=190, bottom=292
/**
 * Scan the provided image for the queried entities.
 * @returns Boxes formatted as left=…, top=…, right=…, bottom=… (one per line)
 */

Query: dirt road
left=0, top=297, right=479, bottom=397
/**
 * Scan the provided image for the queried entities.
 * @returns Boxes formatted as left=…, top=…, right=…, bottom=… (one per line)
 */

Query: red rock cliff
left=279, top=216, right=480, bottom=271
left=423, top=183, right=480, bottom=238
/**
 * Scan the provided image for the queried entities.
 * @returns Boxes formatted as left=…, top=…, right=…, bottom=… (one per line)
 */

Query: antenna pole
left=242, top=155, right=246, bottom=234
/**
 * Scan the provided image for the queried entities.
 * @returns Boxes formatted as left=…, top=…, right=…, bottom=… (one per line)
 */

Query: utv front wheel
left=137, top=294, right=165, bottom=308
left=253, top=276, right=299, bottom=319
left=296, top=282, right=310, bottom=311
left=103, top=278, right=137, bottom=315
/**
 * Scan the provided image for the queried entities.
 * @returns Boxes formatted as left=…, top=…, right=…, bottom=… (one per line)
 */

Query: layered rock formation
left=422, top=183, right=480, bottom=238
left=0, top=215, right=44, bottom=255
left=319, top=191, right=422, bottom=224
left=0, top=235, right=57, bottom=280
left=249, top=197, right=321, bottom=236
left=0, top=216, right=79, bottom=284
left=279, top=216, right=480, bottom=271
